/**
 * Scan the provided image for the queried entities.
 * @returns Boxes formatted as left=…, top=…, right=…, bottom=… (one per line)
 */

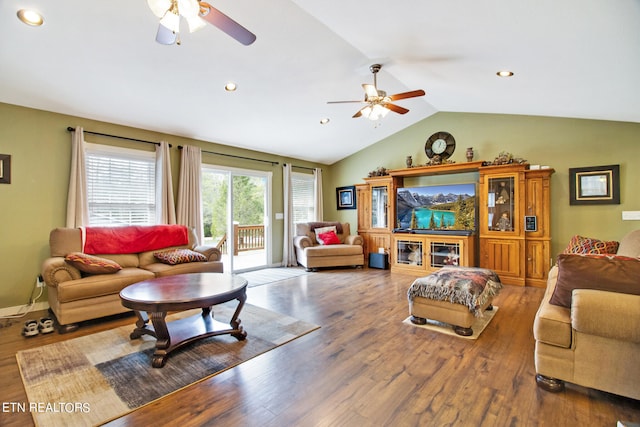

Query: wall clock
left=425, top=132, right=456, bottom=161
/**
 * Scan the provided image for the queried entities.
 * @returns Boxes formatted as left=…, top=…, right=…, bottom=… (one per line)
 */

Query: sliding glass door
left=201, top=166, right=271, bottom=273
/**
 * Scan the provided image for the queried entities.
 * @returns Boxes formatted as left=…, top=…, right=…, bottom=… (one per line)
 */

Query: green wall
left=325, top=112, right=640, bottom=260
left=0, top=103, right=322, bottom=309
left=2, top=103, right=639, bottom=310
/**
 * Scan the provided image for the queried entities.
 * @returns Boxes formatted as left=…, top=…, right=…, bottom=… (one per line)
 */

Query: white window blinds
left=85, top=144, right=156, bottom=226
left=291, top=172, right=314, bottom=224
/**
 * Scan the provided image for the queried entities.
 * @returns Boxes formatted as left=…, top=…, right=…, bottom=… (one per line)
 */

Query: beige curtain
left=66, top=126, right=89, bottom=228
left=282, top=163, right=297, bottom=266
left=155, top=141, right=176, bottom=224
left=177, top=145, right=203, bottom=244
left=313, top=167, right=323, bottom=221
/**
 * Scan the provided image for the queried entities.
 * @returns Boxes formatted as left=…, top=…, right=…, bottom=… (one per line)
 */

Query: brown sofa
left=533, top=229, right=640, bottom=399
left=41, top=226, right=223, bottom=332
left=293, top=222, right=364, bottom=271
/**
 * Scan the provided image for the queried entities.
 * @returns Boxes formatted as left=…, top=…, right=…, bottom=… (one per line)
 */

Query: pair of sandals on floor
left=22, top=317, right=54, bottom=337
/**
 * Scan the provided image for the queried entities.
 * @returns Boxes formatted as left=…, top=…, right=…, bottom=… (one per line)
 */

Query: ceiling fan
left=147, top=0, right=256, bottom=46
left=328, top=64, right=425, bottom=120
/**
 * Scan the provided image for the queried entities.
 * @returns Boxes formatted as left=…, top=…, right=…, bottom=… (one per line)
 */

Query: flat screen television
left=396, top=183, right=476, bottom=234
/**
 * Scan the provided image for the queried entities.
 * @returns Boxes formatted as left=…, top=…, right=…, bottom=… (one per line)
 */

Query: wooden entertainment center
left=355, top=161, right=554, bottom=287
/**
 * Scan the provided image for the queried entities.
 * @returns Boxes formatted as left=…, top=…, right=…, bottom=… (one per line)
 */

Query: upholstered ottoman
left=407, top=266, right=503, bottom=336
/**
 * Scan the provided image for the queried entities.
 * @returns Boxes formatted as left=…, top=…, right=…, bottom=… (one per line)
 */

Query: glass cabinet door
left=371, top=186, right=388, bottom=228
left=396, top=239, right=423, bottom=266
left=429, top=241, right=461, bottom=268
left=487, top=176, right=515, bottom=232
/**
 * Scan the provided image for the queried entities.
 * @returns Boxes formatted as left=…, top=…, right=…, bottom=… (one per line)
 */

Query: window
left=85, top=144, right=156, bottom=226
left=292, top=172, right=315, bottom=223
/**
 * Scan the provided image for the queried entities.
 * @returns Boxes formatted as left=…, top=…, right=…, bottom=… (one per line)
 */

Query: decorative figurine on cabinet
left=497, top=212, right=511, bottom=231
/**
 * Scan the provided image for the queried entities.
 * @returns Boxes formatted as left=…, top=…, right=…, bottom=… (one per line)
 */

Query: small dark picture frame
left=336, top=186, right=356, bottom=210
left=524, top=215, right=537, bottom=232
left=0, top=154, right=11, bottom=184
left=569, top=164, right=620, bottom=205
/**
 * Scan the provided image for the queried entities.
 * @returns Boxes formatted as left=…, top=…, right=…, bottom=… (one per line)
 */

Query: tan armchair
left=293, top=222, right=364, bottom=271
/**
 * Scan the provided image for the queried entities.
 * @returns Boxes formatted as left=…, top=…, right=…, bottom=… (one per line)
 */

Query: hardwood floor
left=1, top=269, right=639, bottom=426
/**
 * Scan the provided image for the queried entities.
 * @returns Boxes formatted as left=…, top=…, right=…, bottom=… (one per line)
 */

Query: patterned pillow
left=65, top=252, right=122, bottom=274
left=318, top=231, right=341, bottom=245
left=549, top=253, right=640, bottom=308
left=563, top=235, right=619, bottom=255
left=314, top=226, right=337, bottom=245
left=154, top=249, right=207, bottom=265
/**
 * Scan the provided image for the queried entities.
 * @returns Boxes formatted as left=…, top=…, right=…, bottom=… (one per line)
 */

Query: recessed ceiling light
left=320, top=118, right=330, bottom=125
left=497, top=70, right=514, bottom=77
left=17, top=9, right=44, bottom=26
left=224, top=82, right=237, bottom=92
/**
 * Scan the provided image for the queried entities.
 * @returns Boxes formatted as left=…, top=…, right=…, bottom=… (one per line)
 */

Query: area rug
left=16, top=303, right=319, bottom=427
left=402, top=307, right=498, bottom=340
left=238, top=267, right=309, bottom=288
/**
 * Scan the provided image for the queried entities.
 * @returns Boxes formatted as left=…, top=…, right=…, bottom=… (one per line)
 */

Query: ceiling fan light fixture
left=179, top=0, right=207, bottom=32
left=147, top=0, right=172, bottom=18
left=185, top=15, right=207, bottom=32
left=159, top=10, right=181, bottom=33
left=363, top=104, right=389, bottom=121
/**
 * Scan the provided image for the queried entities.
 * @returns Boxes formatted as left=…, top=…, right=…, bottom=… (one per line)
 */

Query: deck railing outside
left=215, top=224, right=265, bottom=255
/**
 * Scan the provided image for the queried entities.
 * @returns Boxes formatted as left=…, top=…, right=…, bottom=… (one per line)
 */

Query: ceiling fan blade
left=352, top=109, right=364, bottom=118
left=155, top=24, right=177, bottom=45
left=363, top=84, right=378, bottom=99
left=385, top=103, right=410, bottom=115
left=388, top=89, right=426, bottom=101
left=199, top=2, right=256, bottom=45
left=327, top=100, right=365, bottom=104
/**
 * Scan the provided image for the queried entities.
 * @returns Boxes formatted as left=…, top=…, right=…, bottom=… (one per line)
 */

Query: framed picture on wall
left=336, top=186, right=356, bottom=210
left=569, top=164, right=620, bottom=205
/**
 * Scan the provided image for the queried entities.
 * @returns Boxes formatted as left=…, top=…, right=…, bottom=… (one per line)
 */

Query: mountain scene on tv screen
left=396, top=185, right=476, bottom=231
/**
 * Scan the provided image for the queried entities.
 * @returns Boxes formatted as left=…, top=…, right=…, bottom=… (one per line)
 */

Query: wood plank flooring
left=1, top=268, right=639, bottom=426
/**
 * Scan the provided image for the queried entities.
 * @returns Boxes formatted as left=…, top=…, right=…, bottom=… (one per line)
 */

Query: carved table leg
left=149, top=311, right=170, bottom=368
left=130, top=310, right=154, bottom=339
left=230, top=293, right=248, bottom=340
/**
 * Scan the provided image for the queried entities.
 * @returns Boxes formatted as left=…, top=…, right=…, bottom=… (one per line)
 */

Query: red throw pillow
left=65, top=252, right=122, bottom=274
left=549, top=253, right=640, bottom=308
left=317, top=231, right=341, bottom=245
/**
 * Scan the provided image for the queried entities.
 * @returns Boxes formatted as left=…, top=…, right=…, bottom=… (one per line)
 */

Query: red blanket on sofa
left=82, top=225, right=189, bottom=254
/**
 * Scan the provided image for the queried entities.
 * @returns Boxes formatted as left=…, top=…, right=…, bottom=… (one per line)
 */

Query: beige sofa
left=293, top=222, right=364, bottom=271
left=533, top=229, right=640, bottom=399
left=42, top=226, right=223, bottom=332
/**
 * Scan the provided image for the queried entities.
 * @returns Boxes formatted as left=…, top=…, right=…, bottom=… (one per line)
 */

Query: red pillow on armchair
left=317, top=231, right=341, bottom=245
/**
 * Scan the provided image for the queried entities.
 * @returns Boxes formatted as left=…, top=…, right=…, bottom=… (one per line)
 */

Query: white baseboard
left=0, top=301, right=49, bottom=318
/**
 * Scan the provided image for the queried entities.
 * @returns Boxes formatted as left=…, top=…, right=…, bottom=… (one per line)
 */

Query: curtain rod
left=291, top=164, right=317, bottom=171
left=178, top=145, right=279, bottom=166
left=66, top=127, right=170, bottom=147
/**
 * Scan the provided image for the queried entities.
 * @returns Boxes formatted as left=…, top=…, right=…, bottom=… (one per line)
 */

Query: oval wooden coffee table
left=120, top=273, right=248, bottom=368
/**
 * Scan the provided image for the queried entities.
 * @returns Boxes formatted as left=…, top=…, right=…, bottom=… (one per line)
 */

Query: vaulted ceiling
left=1, top=1, right=639, bottom=164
